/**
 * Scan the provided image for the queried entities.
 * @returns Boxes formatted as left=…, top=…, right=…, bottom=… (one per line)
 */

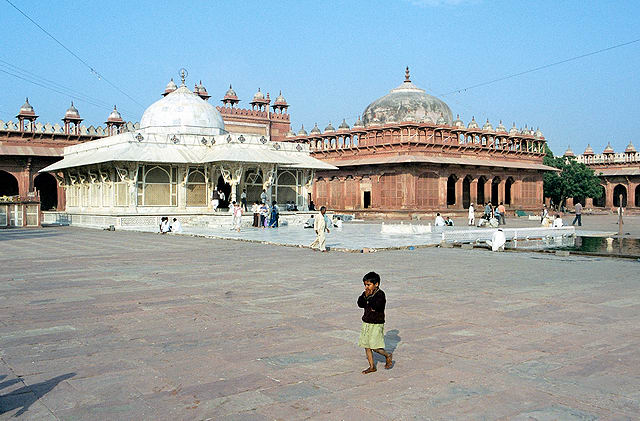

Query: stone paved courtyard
left=1, top=226, right=640, bottom=420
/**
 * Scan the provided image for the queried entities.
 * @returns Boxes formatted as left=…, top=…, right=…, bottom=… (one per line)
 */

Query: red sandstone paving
left=1, top=225, right=640, bottom=419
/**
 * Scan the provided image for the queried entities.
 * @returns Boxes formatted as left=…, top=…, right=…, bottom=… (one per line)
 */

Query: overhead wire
left=439, top=37, right=640, bottom=97
left=0, top=60, right=135, bottom=116
left=4, top=0, right=145, bottom=109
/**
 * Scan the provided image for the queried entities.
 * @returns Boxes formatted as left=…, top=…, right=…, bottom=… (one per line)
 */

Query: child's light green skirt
left=358, top=322, right=385, bottom=349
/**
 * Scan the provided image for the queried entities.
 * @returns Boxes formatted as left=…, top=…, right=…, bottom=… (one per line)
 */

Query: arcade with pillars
left=313, top=165, right=543, bottom=212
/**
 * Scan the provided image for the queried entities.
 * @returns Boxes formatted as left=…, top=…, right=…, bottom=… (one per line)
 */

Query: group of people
left=434, top=213, right=454, bottom=227
left=541, top=202, right=581, bottom=228
left=159, top=216, right=182, bottom=234
left=251, top=199, right=280, bottom=228
left=466, top=202, right=506, bottom=227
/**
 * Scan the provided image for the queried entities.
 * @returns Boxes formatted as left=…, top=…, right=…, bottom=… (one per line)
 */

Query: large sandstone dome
left=362, top=68, right=453, bottom=126
left=140, top=85, right=225, bottom=136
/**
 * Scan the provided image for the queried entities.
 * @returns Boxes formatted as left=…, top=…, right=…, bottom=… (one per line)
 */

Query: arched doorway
left=216, top=175, right=231, bottom=208
left=462, top=175, right=471, bottom=209
left=636, top=185, right=640, bottom=207
left=491, top=177, right=500, bottom=206
left=446, top=175, right=457, bottom=206
left=505, top=177, right=514, bottom=206
left=0, top=170, right=19, bottom=196
left=613, top=184, right=627, bottom=207
left=477, top=176, right=486, bottom=205
left=34, top=173, right=58, bottom=210
left=593, top=185, right=606, bottom=207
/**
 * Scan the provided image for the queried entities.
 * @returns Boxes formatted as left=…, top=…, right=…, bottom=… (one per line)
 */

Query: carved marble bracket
left=68, top=174, right=78, bottom=186
left=219, top=163, right=243, bottom=185
left=115, top=167, right=129, bottom=182
left=53, top=173, right=66, bottom=187
left=259, top=164, right=276, bottom=190
left=99, top=169, right=110, bottom=183
left=87, top=169, right=99, bottom=184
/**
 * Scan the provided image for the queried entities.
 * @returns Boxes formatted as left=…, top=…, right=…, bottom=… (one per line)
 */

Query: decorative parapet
left=216, top=106, right=269, bottom=119
left=0, top=119, right=140, bottom=136
left=576, top=152, right=640, bottom=165
left=287, top=122, right=547, bottom=158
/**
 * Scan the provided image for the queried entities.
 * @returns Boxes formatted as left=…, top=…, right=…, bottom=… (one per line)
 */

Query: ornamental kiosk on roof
left=40, top=71, right=335, bottom=216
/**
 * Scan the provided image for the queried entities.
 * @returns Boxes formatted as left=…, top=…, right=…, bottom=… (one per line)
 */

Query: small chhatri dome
left=274, top=91, right=287, bottom=105
left=467, top=116, right=479, bottom=129
left=534, top=127, right=544, bottom=139
left=338, top=119, right=350, bottom=130
left=583, top=144, right=594, bottom=155
left=106, top=105, right=123, bottom=122
left=509, top=122, right=519, bottom=135
left=19, top=98, right=35, bottom=115
left=563, top=145, right=575, bottom=157
left=297, top=124, right=308, bottom=136
left=194, top=80, right=210, bottom=100
left=286, top=128, right=295, bottom=137
left=324, top=122, right=335, bottom=133
left=495, top=120, right=507, bottom=133
left=224, top=84, right=237, bottom=99
left=362, top=67, right=453, bottom=126
left=452, top=114, right=464, bottom=128
left=164, top=78, right=177, bottom=96
left=253, top=88, right=265, bottom=101
left=310, top=123, right=321, bottom=134
left=64, top=102, right=81, bottom=120
left=603, top=142, right=615, bottom=154
left=353, top=116, right=364, bottom=128
left=625, top=141, right=636, bottom=153
left=482, top=119, right=493, bottom=131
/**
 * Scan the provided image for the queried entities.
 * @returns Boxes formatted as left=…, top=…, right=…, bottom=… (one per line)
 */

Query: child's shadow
left=374, top=329, right=401, bottom=366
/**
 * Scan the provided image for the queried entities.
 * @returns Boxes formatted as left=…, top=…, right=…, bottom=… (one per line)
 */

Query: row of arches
left=446, top=175, right=516, bottom=209
left=0, top=170, right=58, bottom=210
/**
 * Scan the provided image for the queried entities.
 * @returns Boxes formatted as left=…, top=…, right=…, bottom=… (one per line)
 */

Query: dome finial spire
left=179, top=68, right=188, bottom=87
left=405, top=66, right=411, bottom=83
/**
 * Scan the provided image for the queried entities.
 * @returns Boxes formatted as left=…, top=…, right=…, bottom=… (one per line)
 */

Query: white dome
left=140, top=86, right=224, bottom=136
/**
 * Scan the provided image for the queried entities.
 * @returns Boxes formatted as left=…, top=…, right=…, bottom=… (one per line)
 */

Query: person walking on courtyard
left=572, top=202, right=582, bottom=226
left=541, top=204, right=548, bottom=223
left=310, top=206, right=330, bottom=251
left=468, top=203, right=475, bottom=226
left=232, top=201, right=242, bottom=232
left=496, top=202, right=506, bottom=225
left=484, top=202, right=492, bottom=220
left=357, top=271, right=393, bottom=374
left=240, top=189, right=248, bottom=211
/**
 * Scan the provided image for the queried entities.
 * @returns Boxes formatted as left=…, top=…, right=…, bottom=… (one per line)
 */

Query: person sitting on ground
left=333, top=216, right=343, bottom=229
left=487, top=228, right=506, bottom=252
left=160, top=216, right=171, bottom=234
left=553, top=214, right=563, bottom=228
left=304, top=215, right=315, bottom=228
left=434, top=213, right=446, bottom=227
left=170, top=217, right=182, bottom=233
left=445, top=216, right=454, bottom=226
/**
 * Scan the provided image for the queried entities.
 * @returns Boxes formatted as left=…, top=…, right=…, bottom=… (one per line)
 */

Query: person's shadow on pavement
left=0, top=372, right=75, bottom=416
left=373, top=329, right=401, bottom=367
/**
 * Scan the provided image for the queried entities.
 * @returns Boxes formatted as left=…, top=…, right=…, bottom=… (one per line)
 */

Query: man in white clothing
left=488, top=228, right=506, bottom=252
left=310, top=206, right=330, bottom=251
left=170, top=218, right=183, bottom=233
left=553, top=214, right=563, bottom=228
left=434, top=213, right=446, bottom=227
left=468, top=203, right=475, bottom=226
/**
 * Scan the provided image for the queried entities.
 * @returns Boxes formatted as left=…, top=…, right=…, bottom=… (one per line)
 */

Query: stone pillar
left=566, top=197, right=574, bottom=208
left=484, top=181, right=491, bottom=206
left=605, top=182, right=614, bottom=209
left=438, top=174, right=448, bottom=208
left=470, top=178, right=478, bottom=206
left=178, top=166, right=187, bottom=210
left=499, top=179, right=506, bottom=204
left=585, top=198, right=593, bottom=208
left=628, top=182, right=637, bottom=208
left=455, top=176, right=464, bottom=209
left=404, top=172, right=416, bottom=209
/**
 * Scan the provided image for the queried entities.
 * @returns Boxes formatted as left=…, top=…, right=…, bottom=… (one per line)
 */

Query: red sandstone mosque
left=3, top=68, right=636, bottom=227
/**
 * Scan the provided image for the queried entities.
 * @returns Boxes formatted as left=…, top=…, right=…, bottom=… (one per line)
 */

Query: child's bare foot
left=385, top=353, right=393, bottom=369
left=362, top=366, right=376, bottom=374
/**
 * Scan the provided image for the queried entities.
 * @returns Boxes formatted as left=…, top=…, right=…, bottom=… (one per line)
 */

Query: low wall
left=42, top=211, right=316, bottom=229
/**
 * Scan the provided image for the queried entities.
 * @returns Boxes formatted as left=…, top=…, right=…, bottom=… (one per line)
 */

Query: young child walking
left=357, top=271, right=393, bottom=374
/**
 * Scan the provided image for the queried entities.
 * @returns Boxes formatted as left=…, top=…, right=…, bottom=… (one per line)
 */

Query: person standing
left=497, top=202, right=506, bottom=225
left=269, top=201, right=279, bottom=228
left=232, top=201, right=242, bottom=232
left=572, top=202, right=582, bottom=226
left=211, top=189, right=220, bottom=212
left=541, top=204, right=548, bottom=223
left=468, top=203, right=475, bottom=226
left=310, top=206, right=330, bottom=251
left=251, top=201, right=260, bottom=227
left=260, top=189, right=268, bottom=204
left=357, top=271, right=393, bottom=374
left=240, top=189, right=248, bottom=211
left=259, top=202, right=269, bottom=228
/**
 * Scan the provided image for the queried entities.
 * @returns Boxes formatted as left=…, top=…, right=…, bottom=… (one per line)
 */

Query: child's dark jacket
left=357, top=289, right=386, bottom=324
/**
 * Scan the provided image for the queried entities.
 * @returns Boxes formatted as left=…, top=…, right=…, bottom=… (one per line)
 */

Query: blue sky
left=1, top=0, right=638, bottom=156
